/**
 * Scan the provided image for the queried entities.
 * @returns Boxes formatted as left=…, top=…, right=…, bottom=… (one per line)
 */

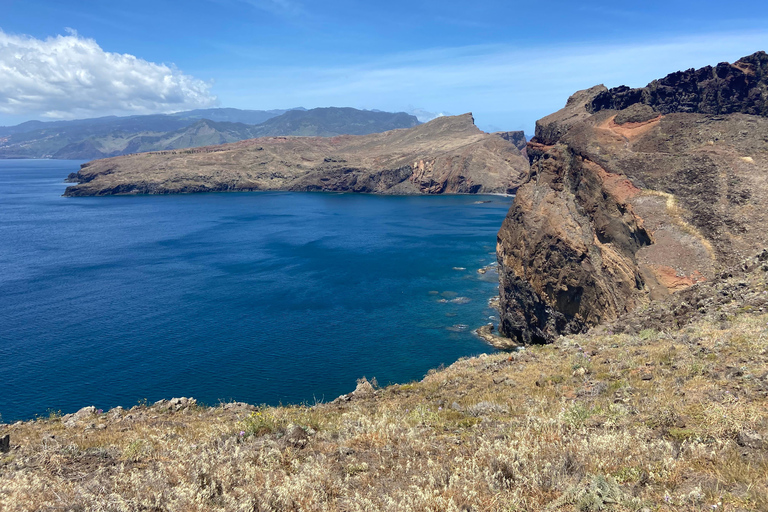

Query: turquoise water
left=0, top=160, right=512, bottom=422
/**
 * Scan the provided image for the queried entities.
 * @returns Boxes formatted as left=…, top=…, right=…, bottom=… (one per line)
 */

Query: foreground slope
left=64, top=114, right=529, bottom=196
left=2, top=251, right=767, bottom=510
left=497, top=51, right=768, bottom=343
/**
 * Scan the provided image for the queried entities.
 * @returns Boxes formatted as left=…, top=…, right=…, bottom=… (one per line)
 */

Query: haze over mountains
left=0, top=107, right=420, bottom=160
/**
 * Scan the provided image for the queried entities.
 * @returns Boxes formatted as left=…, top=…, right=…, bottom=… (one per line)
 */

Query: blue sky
left=1, top=0, right=767, bottom=132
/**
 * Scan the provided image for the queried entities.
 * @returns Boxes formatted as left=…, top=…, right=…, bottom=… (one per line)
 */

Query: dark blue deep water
left=0, top=160, right=512, bottom=422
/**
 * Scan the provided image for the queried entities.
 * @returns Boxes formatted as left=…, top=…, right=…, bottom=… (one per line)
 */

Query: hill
left=247, top=107, right=419, bottom=136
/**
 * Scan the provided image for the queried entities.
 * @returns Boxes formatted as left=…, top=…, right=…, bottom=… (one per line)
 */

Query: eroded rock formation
left=497, top=52, right=768, bottom=343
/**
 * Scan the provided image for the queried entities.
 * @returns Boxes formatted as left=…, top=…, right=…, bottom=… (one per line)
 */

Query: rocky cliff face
left=497, top=52, right=768, bottom=343
left=493, top=131, right=527, bottom=150
left=64, top=114, right=529, bottom=197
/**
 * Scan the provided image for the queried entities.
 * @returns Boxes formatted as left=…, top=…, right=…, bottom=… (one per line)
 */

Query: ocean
left=0, top=159, right=512, bottom=422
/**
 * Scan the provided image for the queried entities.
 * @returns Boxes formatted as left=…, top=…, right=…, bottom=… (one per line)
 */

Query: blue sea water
left=0, top=159, right=512, bottom=422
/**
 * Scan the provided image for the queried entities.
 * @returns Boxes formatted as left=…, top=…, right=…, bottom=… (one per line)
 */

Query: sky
left=1, top=0, right=767, bottom=133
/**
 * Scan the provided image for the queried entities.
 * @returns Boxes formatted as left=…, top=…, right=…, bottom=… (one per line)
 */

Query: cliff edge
left=497, top=51, right=768, bottom=343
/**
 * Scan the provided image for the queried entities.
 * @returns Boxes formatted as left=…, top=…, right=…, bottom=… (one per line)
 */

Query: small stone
left=107, top=407, right=125, bottom=421
left=0, top=434, right=9, bottom=453
left=466, top=401, right=509, bottom=417
left=641, top=372, right=653, bottom=381
left=332, top=394, right=352, bottom=404
left=222, top=402, right=256, bottom=412
left=65, top=406, right=97, bottom=428
left=737, top=430, right=765, bottom=449
left=283, top=425, right=309, bottom=449
left=352, top=378, right=375, bottom=398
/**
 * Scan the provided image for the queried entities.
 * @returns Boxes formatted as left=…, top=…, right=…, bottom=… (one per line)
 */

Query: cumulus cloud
left=407, top=107, right=449, bottom=123
left=0, top=29, right=217, bottom=119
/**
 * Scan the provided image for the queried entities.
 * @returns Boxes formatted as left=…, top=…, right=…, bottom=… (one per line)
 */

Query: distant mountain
left=0, top=107, right=417, bottom=160
left=0, top=108, right=294, bottom=139
left=249, top=107, right=420, bottom=137
left=51, top=120, right=264, bottom=160
left=168, top=107, right=303, bottom=125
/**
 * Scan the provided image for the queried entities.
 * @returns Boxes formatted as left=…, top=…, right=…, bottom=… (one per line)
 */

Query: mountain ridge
left=0, top=107, right=420, bottom=160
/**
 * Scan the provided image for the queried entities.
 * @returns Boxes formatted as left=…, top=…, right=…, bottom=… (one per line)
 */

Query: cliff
left=63, top=114, right=529, bottom=197
left=497, top=51, right=768, bottom=343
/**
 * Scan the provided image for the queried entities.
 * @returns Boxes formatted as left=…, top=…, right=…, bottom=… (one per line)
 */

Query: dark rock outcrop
left=497, top=52, right=768, bottom=344
left=589, top=51, right=768, bottom=116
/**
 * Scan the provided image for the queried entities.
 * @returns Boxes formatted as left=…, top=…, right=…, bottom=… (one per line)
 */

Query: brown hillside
left=64, top=114, right=529, bottom=197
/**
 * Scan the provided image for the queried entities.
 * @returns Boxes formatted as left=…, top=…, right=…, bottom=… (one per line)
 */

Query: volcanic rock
left=497, top=52, right=768, bottom=343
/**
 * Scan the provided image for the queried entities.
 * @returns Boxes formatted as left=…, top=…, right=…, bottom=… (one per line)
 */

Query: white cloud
left=0, top=29, right=217, bottom=119
left=406, top=107, right=449, bottom=123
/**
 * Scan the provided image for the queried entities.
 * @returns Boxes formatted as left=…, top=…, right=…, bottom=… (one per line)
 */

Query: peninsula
left=63, top=114, right=529, bottom=196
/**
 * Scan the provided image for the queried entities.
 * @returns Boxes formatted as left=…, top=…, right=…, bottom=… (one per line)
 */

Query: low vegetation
left=2, top=272, right=767, bottom=511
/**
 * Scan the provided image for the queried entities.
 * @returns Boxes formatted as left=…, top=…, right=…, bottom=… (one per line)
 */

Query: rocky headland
left=63, top=114, right=529, bottom=197
left=497, top=51, right=768, bottom=344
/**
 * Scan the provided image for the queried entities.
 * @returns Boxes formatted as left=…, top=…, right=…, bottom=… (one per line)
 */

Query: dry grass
left=2, top=313, right=767, bottom=511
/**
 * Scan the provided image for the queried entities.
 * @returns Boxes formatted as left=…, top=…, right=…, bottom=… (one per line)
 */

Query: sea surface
left=0, top=159, right=513, bottom=422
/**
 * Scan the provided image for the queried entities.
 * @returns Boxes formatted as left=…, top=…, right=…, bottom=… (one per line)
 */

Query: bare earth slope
left=63, top=114, right=529, bottom=197
left=497, top=51, right=768, bottom=344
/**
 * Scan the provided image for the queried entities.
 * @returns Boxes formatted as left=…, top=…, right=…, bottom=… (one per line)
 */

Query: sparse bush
left=241, top=407, right=282, bottom=437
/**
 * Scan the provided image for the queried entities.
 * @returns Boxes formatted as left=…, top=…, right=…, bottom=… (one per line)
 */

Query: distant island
left=0, top=107, right=420, bottom=160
